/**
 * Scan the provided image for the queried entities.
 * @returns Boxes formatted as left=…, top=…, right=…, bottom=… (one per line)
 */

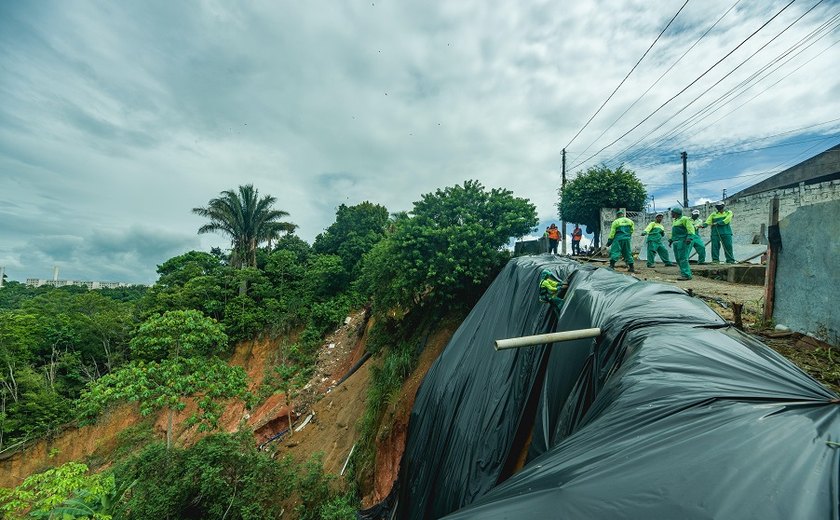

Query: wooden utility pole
left=763, top=196, right=781, bottom=323
left=681, top=151, right=688, bottom=208
left=561, top=148, right=567, bottom=255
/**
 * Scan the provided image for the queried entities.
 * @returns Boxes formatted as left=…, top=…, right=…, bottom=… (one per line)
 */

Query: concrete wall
left=602, top=177, right=840, bottom=252
left=734, top=144, right=840, bottom=197
left=773, top=199, right=840, bottom=344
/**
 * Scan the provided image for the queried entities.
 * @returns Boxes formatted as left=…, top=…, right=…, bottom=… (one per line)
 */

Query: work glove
left=668, top=239, right=673, bottom=247
left=606, top=239, right=613, bottom=247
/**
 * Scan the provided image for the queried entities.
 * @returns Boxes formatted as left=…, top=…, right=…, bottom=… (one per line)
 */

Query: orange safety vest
left=547, top=228, right=561, bottom=240
left=572, top=228, right=582, bottom=240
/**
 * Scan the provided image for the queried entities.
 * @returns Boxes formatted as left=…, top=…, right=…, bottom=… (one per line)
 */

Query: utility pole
left=561, top=148, right=567, bottom=255
left=681, top=151, right=688, bottom=208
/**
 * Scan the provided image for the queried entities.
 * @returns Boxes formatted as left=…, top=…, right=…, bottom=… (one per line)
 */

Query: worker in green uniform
left=669, top=207, right=695, bottom=280
left=640, top=213, right=674, bottom=267
left=606, top=209, right=635, bottom=273
left=702, top=201, right=735, bottom=264
left=689, top=209, right=707, bottom=264
left=538, top=270, right=565, bottom=315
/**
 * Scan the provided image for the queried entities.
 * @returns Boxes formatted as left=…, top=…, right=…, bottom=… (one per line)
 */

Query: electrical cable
left=567, top=0, right=797, bottom=172
left=617, top=8, right=839, bottom=163
left=563, top=0, right=691, bottom=153
left=570, top=0, right=743, bottom=164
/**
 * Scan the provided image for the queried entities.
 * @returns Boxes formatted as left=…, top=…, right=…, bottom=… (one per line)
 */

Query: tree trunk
left=167, top=409, right=173, bottom=449
left=593, top=229, right=601, bottom=248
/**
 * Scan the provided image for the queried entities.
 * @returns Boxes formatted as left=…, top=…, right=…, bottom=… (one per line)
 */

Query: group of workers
left=545, top=223, right=584, bottom=255
left=607, top=201, right=735, bottom=280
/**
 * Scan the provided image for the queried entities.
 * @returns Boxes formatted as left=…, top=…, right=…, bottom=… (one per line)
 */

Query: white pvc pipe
left=494, top=327, right=602, bottom=351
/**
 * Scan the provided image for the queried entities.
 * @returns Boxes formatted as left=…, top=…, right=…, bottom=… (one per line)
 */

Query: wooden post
left=763, top=197, right=780, bottom=323
left=561, top=148, right=567, bottom=255
left=732, top=302, right=743, bottom=330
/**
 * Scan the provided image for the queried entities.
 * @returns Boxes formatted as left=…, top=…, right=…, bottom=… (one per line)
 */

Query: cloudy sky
left=2, top=0, right=838, bottom=283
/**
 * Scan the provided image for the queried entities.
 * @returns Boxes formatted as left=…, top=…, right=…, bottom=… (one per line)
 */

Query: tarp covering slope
left=396, top=255, right=586, bottom=519
left=397, top=255, right=840, bottom=519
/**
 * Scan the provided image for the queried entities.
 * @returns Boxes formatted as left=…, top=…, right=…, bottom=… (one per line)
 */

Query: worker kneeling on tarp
left=539, top=270, right=565, bottom=314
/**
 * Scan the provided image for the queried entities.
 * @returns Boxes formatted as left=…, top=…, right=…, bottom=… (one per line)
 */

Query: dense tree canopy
left=79, top=311, right=245, bottom=448
left=360, top=180, right=537, bottom=314
left=313, top=202, right=389, bottom=277
left=557, top=165, right=647, bottom=246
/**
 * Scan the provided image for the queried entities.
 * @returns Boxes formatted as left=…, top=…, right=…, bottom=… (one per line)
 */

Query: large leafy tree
left=313, top=201, right=389, bottom=277
left=360, top=180, right=537, bottom=314
left=79, top=310, right=246, bottom=448
left=193, top=185, right=297, bottom=269
left=557, top=165, right=647, bottom=247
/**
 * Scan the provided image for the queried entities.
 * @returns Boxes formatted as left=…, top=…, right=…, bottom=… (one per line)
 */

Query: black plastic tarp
left=396, top=256, right=585, bottom=520
left=396, top=256, right=840, bottom=519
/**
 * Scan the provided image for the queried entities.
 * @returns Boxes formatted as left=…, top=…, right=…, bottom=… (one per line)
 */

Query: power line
left=567, top=0, right=798, bottom=172
left=664, top=32, right=840, bottom=148
left=616, top=6, right=839, bottom=163
left=570, top=0, right=743, bottom=164
left=628, top=131, right=840, bottom=169
left=562, top=0, right=691, bottom=152
left=642, top=136, right=839, bottom=190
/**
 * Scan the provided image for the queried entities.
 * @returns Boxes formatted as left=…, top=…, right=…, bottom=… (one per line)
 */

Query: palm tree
left=192, top=185, right=296, bottom=268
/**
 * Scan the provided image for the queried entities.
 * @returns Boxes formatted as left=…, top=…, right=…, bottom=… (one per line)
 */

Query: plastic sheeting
left=396, top=255, right=585, bottom=520
left=396, top=255, right=840, bottom=519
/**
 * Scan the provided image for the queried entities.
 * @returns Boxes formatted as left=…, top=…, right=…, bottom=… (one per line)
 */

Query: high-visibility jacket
left=705, top=210, right=733, bottom=236
left=643, top=222, right=666, bottom=240
left=671, top=216, right=696, bottom=240
left=609, top=217, right=634, bottom=240
left=547, top=228, right=561, bottom=240
left=691, top=217, right=704, bottom=236
left=572, top=228, right=582, bottom=240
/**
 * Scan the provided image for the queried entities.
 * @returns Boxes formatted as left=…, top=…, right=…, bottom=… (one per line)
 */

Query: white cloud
left=0, top=0, right=837, bottom=281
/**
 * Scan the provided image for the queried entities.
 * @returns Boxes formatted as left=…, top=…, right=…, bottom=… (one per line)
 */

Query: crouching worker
left=539, top=270, right=566, bottom=315
left=640, top=213, right=674, bottom=268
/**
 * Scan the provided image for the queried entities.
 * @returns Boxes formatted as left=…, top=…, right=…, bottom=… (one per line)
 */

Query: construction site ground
left=599, top=257, right=840, bottom=394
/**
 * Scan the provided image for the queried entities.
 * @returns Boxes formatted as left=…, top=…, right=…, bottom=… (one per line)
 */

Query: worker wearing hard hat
left=606, top=209, right=635, bottom=272
left=702, top=201, right=735, bottom=264
left=669, top=207, right=695, bottom=280
left=689, top=209, right=707, bottom=264
left=640, top=213, right=674, bottom=268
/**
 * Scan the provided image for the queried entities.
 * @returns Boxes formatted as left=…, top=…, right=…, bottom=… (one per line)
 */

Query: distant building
left=24, top=279, right=139, bottom=290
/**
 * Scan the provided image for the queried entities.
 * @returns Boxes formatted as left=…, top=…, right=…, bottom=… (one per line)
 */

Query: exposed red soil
left=361, top=318, right=460, bottom=508
left=0, top=404, right=141, bottom=488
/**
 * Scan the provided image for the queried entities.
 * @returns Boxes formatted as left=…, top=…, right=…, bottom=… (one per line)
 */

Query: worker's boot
left=628, top=264, right=635, bottom=273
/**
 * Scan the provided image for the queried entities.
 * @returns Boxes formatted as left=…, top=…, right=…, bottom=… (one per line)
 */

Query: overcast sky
left=1, top=0, right=838, bottom=283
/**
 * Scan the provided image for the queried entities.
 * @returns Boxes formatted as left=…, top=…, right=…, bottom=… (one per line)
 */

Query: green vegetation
left=557, top=164, right=647, bottom=246
left=0, top=181, right=537, bottom=519
left=360, top=180, right=536, bottom=316
left=0, top=461, right=117, bottom=520
left=0, top=433, right=355, bottom=520
left=193, top=184, right=297, bottom=269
